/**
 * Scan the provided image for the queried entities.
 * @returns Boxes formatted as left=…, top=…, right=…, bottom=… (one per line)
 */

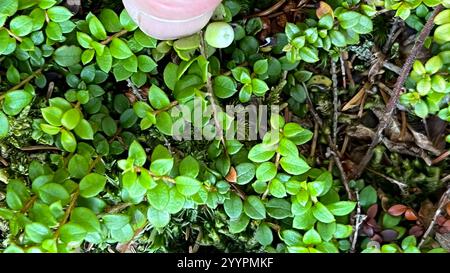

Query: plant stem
left=101, top=29, right=128, bottom=45
left=353, top=5, right=444, bottom=179
left=7, top=67, right=45, bottom=93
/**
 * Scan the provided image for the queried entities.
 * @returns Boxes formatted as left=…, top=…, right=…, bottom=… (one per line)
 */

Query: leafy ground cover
left=0, top=0, right=449, bottom=253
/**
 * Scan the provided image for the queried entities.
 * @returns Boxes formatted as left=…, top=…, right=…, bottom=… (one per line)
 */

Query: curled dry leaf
left=388, top=204, right=408, bottom=216
left=446, top=203, right=450, bottom=216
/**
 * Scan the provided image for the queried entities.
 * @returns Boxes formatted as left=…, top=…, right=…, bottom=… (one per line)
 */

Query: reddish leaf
left=366, top=218, right=377, bottom=228
left=367, top=204, right=378, bottom=219
left=388, top=204, right=408, bottom=216
left=371, top=234, right=383, bottom=243
left=381, top=229, right=398, bottom=242
left=405, top=209, right=418, bottom=221
left=437, top=215, right=447, bottom=226
left=446, top=203, right=450, bottom=216
left=438, top=226, right=450, bottom=234
left=225, top=167, right=237, bottom=183
left=363, top=225, right=374, bottom=237
left=409, top=225, right=424, bottom=237
left=443, top=219, right=450, bottom=228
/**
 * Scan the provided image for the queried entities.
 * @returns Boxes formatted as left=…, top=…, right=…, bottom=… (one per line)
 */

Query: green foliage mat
left=0, top=0, right=449, bottom=253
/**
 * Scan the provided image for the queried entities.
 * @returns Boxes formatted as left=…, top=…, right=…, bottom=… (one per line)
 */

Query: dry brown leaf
left=225, top=167, right=237, bottom=183
left=342, top=86, right=367, bottom=111
left=407, top=125, right=442, bottom=156
left=316, top=1, right=333, bottom=19
left=418, top=199, right=436, bottom=227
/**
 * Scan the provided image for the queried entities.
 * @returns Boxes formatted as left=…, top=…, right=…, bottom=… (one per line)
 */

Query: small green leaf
left=74, top=119, right=94, bottom=140
left=59, top=223, right=86, bottom=243
left=243, top=196, right=266, bottom=220
left=0, top=112, right=9, bottom=139
left=110, top=38, right=133, bottom=60
left=326, top=201, right=356, bottom=216
left=148, top=85, right=170, bottom=110
left=38, top=183, right=70, bottom=204
left=42, top=107, right=63, bottom=127
left=129, top=141, right=146, bottom=167
left=175, top=176, right=202, bottom=197
left=54, top=46, right=82, bottom=67
left=303, top=228, right=322, bottom=245
left=147, top=182, right=170, bottom=210
left=25, top=223, right=52, bottom=243
left=68, top=154, right=89, bottom=179
left=213, top=75, right=237, bottom=99
left=248, top=144, right=275, bottom=163
left=280, top=156, right=310, bottom=175
left=256, top=162, right=277, bottom=182
left=255, top=223, right=273, bottom=246
left=179, top=156, right=200, bottom=178
left=147, top=207, right=170, bottom=228
left=236, top=163, right=256, bottom=185
left=10, top=15, right=33, bottom=36
left=71, top=207, right=101, bottom=233
left=61, top=108, right=82, bottom=130
left=312, top=202, right=335, bottom=223
left=79, top=173, right=107, bottom=198
left=47, top=6, right=73, bottom=23
left=2, top=90, right=33, bottom=116
left=269, top=179, right=287, bottom=198
left=88, top=13, right=107, bottom=40
left=224, top=193, right=243, bottom=219
left=253, top=59, right=268, bottom=75
left=60, top=130, right=77, bottom=152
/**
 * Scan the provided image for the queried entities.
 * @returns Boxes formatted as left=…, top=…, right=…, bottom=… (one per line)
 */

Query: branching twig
left=418, top=187, right=450, bottom=248
left=199, top=32, right=228, bottom=154
left=246, top=0, right=286, bottom=18
left=367, top=168, right=408, bottom=194
left=350, top=191, right=367, bottom=253
left=331, top=61, right=339, bottom=147
left=353, top=5, right=444, bottom=179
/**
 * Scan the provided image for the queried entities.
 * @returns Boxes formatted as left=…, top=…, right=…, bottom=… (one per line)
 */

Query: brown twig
left=353, top=5, right=444, bottom=179
left=418, top=187, right=450, bottom=248
left=0, top=156, right=8, bottom=166
left=101, top=29, right=128, bottom=45
left=367, top=168, right=408, bottom=194
left=7, top=67, right=44, bottom=93
left=431, top=150, right=450, bottom=165
left=331, top=61, right=339, bottom=147
left=20, top=145, right=61, bottom=152
left=246, top=0, right=286, bottom=18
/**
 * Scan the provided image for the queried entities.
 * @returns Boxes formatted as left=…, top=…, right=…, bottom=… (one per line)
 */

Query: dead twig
left=418, top=187, right=450, bottom=248
left=350, top=191, right=367, bottom=253
left=246, top=0, right=286, bottom=18
left=353, top=5, right=444, bottom=179
left=367, top=168, right=408, bottom=194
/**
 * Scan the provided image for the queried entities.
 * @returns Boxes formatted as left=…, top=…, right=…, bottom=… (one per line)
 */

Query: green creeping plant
left=3, top=0, right=447, bottom=253
left=400, top=7, right=450, bottom=143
